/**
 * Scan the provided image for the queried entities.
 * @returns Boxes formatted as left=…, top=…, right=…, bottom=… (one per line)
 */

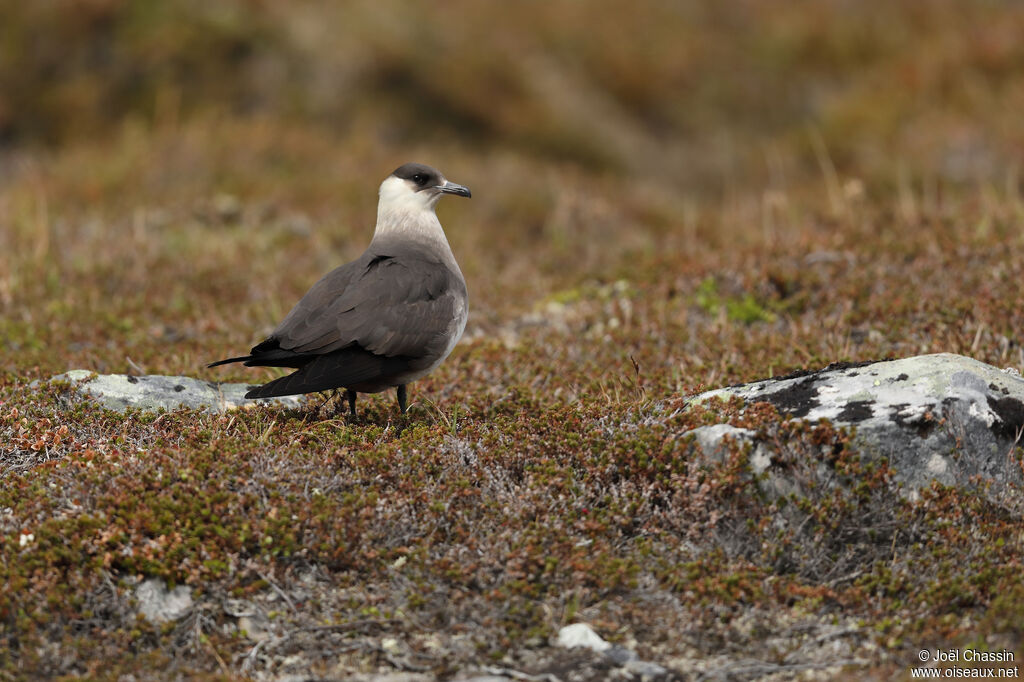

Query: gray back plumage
left=271, top=236, right=466, bottom=364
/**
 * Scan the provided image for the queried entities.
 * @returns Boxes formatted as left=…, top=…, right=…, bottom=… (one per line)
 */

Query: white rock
left=238, top=615, right=269, bottom=641
left=135, top=578, right=193, bottom=623
left=557, top=623, right=611, bottom=652
left=687, top=424, right=755, bottom=457
left=686, top=424, right=774, bottom=474
left=51, top=371, right=303, bottom=414
left=688, top=353, right=1024, bottom=495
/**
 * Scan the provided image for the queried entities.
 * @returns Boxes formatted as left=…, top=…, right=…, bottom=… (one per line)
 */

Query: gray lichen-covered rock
left=51, top=370, right=303, bottom=414
left=688, top=353, right=1024, bottom=495
left=135, top=578, right=193, bottom=624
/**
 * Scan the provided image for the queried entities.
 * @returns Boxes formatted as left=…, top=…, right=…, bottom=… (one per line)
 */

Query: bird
left=208, top=162, right=471, bottom=417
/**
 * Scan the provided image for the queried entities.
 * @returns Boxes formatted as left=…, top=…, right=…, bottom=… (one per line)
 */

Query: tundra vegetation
left=1, top=1, right=1023, bottom=679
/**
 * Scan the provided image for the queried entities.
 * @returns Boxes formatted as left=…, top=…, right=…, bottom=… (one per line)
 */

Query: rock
left=51, top=370, right=303, bottom=414
left=604, top=645, right=637, bottom=665
left=344, top=671, right=436, bottom=675
left=222, top=598, right=256, bottom=618
left=557, top=623, right=611, bottom=652
left=684, top=424, right=802, bottom=499
left=686, top=424, right=772, bottom=475
left=688, top=353, right=1024, bottom=495
left=380, top=637, right=403, bottom=654
left=555, top=624, right=672, bottom=678
left=238, top=615, right=270, bottom=642
left=622, top=658, right=669, bottom=678
left=135, top=578, right=193, bottom=623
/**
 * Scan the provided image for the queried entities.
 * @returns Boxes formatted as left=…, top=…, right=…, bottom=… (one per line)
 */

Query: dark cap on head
left=391, top=163, right=442, bottom=187
left=390, top=162, right=471, bottom=198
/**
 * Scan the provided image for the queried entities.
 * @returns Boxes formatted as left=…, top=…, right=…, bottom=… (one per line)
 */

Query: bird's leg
left=316, top=389, right=337, bottom=417
left=397, top=384, right=408, bottom=414
left=346, top=389, right=358, bottom=418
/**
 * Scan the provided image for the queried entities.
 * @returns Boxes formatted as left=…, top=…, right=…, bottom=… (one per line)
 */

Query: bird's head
left=378, top=163, right=472, bottom=215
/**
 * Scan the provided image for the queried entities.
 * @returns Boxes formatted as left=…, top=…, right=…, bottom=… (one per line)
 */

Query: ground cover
left=2, top=1, right=1024, bottom=678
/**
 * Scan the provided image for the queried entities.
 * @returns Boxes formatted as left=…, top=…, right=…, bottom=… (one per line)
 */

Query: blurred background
left=2, top=0, right=1023, bottom=380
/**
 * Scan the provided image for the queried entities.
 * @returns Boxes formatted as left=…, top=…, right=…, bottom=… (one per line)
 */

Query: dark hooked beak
left=438, top=180, right=472, bottom=198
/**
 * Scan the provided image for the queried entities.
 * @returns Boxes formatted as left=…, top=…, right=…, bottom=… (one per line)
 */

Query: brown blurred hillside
left=3, top=0, right=1024, bottom=382
left=4, top=0, right=1024, bottom=189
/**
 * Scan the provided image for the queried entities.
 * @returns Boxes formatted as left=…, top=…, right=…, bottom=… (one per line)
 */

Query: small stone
left=213, top=193, right=242, bottom=222
left=604, top=645, right=637, bottom=665
left=623, top=658, right=669, bottom=678
left=135, top=578, right=193, bottom=624
left=238, top=615, right=268, bottom=641
left=557, top=623, right=610, bottom=652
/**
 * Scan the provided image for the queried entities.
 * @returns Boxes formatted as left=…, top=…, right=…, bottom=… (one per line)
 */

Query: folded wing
left=273, top=249, right=461, bottom=358
left=234, top=247, right=464, bottom=398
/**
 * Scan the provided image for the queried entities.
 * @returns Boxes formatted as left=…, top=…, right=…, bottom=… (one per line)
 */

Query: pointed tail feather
left=209, top=348, right=314, bottom=370
left=207, top=355, right=253, bottom=368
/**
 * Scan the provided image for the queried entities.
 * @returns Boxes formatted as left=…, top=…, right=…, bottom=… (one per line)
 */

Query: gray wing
left=272, top=248, right=465, bottom=361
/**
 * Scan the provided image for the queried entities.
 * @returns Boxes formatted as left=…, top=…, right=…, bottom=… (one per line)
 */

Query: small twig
left=125, top=356, right=146, bottom=376
left=810, top=627, right=863, bottom=647
left=826, top=569, right=865, bottom=588
left=383, top=652, right=433, bottom=673
left=304, top=618, right=399, bottom=634
left=480, top=665, right=562, bottom=682
left=205, top=636, right=230, bottom=675
left=697, top=658, right=868, bottom=681
left=257, top=570, right=297, bottom=613
left=240, top=636, right=274, bottom=672
left=1007, top=424, right=1024, bottom=475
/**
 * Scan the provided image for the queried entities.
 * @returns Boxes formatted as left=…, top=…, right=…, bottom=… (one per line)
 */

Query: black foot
left=346, top=389, right=357, bottom=418
left=397, top=384, right=408, bottom=414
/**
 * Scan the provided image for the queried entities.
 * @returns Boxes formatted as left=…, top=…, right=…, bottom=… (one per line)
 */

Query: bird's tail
left=207, top=355, right=253, bottom=368
left=243, top=350, right=409, bottom=399
left=244, top=374, right=301, bottom=399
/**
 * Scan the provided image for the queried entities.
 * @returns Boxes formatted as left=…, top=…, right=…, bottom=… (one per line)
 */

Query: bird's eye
left=412, top=174, right=428, bottom=186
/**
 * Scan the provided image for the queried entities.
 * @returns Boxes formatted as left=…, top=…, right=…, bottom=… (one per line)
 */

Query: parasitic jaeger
left=209, top=163, right=471, bottom=417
